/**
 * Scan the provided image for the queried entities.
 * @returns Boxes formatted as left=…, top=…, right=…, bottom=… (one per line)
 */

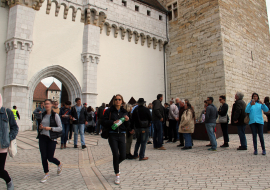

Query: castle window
left=159, top=15, right=163, bottom=20
left=173, top=2, right=178, bottom=18
left=173, top=2, right=177, bottom=8
left=168, top=5, right=172, bottom=21
left=122, top=1, right=126, bottom=6
left=135, top=5, right=139, bottom=12
left=168, top=5, right=172, bottom=11
left=147, top=10, right=151, bottom=16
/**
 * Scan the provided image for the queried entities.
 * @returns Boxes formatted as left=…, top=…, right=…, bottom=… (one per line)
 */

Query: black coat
left=152, top=100, right=164, bottom=121
left=131, top=105, right=152, bottom=128
left=97, top=106, right=105, bottom=120
left=102, top=106, right=130, bottom=133
left=70, top=105, right=87, bottom=124
left=231, top=100, right=246, bottom=126
left=218, top=103, right=229, bottom=122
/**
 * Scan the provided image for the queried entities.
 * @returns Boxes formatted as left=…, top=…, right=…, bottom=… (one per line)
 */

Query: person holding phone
left=245, top=93, right=269, bottom=155
left=102, top=94, right=131, bottom=185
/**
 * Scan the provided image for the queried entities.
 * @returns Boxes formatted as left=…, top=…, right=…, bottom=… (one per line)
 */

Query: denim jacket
left=0, top=107, right=19, bottom=149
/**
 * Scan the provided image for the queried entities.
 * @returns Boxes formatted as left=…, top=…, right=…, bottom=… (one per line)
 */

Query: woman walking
left=38, top=99, right=63, bottom=183
left=179, top=102, right=195, bottom=150
left=102, top=94, right=130, bottom=185
left=245, top=93, right=269, bottom=155
left=218, top=95, right=229, bottom=147
left=0, top=93, right=18, bottom=190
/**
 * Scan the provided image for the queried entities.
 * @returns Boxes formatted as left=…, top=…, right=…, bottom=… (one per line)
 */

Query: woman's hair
left=219, top=95, right=226, bottom=100
left=124, top=104, right=132, bottom=112
left=44, top=99, right=53, bottom=104
left=87, top=106, right=92, bottom=112
left=65, top=101, right=71, bottom=106
left=113, top=94, right=125, bottom=106
left=252, top=92, right=260, bottom=102
left=204, top=100, right=207, bottom=104
left=186, top=102, right=195, bottom=119
left=264, top=97, right=269, bottom=104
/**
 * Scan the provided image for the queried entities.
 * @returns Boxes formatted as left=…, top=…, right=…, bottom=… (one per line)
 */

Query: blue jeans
left=61, top=124, right=70, bottom=144
left=73, top=124, right=85, bottom=146
left=250, top=123, right=265, bottom=151
left=183, top=133, right=192, bottom=147
left=237, top=125, right=247, bottom=148
left=205, top=123, right=217, bottom=150
left=153, top=120, right=163, bottom=148
left=134, top=128, right=149, bottom=159
left=149, top=122, right=154, bottom=137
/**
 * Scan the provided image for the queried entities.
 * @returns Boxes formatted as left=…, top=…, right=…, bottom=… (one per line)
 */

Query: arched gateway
left=28, top=65, right=82, bottom=118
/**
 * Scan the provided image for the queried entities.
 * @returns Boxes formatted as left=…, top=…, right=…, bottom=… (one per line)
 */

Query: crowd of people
left=0, top=91, right=270, bottom=188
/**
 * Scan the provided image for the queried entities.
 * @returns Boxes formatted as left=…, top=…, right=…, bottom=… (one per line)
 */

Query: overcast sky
left=41, top=1, right=270, bottom=91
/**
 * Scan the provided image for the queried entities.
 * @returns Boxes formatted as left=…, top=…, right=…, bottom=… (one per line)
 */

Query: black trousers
left=108, top=133, right=126, bottom=174
left=221, top=123, right=229, bottom=143
left=163, top=123, right=168, bottom=139
left=39, top=135, right=60, bottom=173
left=0, top=153, right=11, bottom=184
left=179, top=133, right=184, bottom=144
left=96, top=120, right=102, bottom=135
left=69, top=124, right=73, bottom=139
left=168, top=120, right=177, bottom=141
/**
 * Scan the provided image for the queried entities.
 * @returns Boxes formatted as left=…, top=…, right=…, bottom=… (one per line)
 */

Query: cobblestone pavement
left=1, top=131, right=270, bottom=190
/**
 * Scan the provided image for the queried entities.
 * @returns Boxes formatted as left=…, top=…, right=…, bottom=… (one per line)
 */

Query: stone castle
left=0, top=0, right=269, bottom=130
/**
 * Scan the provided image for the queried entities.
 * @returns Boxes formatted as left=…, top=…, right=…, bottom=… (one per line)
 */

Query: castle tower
left=161, top=0, right=270, bottom=118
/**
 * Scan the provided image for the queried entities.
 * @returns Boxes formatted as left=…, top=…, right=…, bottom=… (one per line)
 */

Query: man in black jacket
left=152, top=94, right=166, bottom=150
left=231, top=92, right=247, bottom=150
left=71, top=98, right=88, bottom=149
left=163, top=103, right=169, bottom=141
left=96, top=103, right=105, bottom=135
left=132, top=98, right=152, bottom=161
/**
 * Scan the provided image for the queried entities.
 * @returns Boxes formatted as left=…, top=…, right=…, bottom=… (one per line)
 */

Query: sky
left=40, top=1, right=270, bottom=91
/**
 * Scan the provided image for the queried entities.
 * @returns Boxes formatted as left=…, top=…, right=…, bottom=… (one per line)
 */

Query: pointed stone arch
left=27, top=65, right=82, bottom=118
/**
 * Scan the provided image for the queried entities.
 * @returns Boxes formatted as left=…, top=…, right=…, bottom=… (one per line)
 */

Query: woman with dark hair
left=218, top=95, right=229, bottom=147
left=102, top=94, right=131, bottom=185
left=179, top=102, right=195, bottom=150
left=245, top=93, right=269, bottom=155
left=264, top=97, right=270, bottom=133
left=86, top=106, right=95, bottom=134
left=38, top=99, right=63, bottom=183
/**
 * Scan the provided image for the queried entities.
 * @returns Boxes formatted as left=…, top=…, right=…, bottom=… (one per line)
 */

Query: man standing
left=152, top=94, right=166, bottom=150
left=96, top=103, right=105, bottom=135
left=52, top=101, right=60, bottom=114
left=205, top=97, right=218, bottom=151
left=59, top=101, right=71, bottom=149
left=231, top=92, right=247, bottom=150
left=163, top=103, right=169, bottom=141
left=132, top=98, right=152, bottom=160
left=33, top=102, right=45, bottom=133
left=12, top=106, right=20, bottom=121
left=167, top=99, right=179, bottom=143
left=71, top=98, right=88, bottom=149
left=177, top=100, right=186, bottom=147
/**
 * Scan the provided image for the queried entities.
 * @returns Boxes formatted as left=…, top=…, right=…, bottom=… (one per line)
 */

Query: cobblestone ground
left=1, top=131, right=270, bottom=190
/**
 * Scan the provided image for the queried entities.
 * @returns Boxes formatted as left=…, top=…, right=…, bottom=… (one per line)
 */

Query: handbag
left=219, top=115, right=227, bottom=123
left=244, top=114, right=249, bottom=124
left=101, top=112, right=110, bottom=139
left=5, top=109, right=17, bottom=158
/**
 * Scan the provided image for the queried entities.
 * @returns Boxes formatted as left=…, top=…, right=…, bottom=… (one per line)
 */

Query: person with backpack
left=86, top=106, right=95, bottom=134
left=0, top=93, right=18, bottom=190
left=59, top=101, right=71, bottom=149
left=37, top=99, right=63, bottom=183
left=102, top=94, right=130, bottom=185
left=96, top=103, right=105, bottom=135
left=132, top=98, right=152, bottom=160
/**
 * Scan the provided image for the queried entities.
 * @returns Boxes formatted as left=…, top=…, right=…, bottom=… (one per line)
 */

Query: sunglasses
left=115, top=99, right=122, bottom=101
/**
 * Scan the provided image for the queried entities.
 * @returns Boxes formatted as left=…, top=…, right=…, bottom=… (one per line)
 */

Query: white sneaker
left=115, top=176, right=120, bottom=185
left=41, top=174, right=50, bottom=183
left=57, top=163, right=63, bottom=175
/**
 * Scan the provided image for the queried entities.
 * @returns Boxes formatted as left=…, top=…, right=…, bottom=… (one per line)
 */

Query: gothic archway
left=27, top=65, right=82, bottom=118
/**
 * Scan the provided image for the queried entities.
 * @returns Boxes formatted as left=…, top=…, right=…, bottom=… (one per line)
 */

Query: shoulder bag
left=136, top=109, right=149, bottom=128
left=5, top=109, right=17, bottom=158
left=244, top=113, right=250, bottom=124
left=101, top=112, right=110, bottom=139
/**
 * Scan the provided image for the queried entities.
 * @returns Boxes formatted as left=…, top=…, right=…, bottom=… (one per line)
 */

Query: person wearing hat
left=131, top=98, right=152, bottom=161
left=83, top=103, right=87, bottom=108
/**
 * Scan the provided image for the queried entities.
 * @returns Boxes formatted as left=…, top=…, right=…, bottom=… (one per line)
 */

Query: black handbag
left=136, top=109, right=148, bottom=128
left=101, top=112, right=111, bottom=139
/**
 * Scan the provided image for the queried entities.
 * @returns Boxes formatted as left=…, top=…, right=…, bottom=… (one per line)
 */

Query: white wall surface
left=28, top=4, right=84, bottom=87
left=98, top=26, right=165, bottom=106
left=0, top=7, right=9, bottom=97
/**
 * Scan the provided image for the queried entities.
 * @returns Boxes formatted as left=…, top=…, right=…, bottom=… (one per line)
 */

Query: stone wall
left=219, top=0, right=270, bottom=117
left=163, top=0, right=225, bottom=118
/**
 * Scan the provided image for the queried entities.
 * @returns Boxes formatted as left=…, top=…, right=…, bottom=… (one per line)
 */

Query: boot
left=60, top=144, right=64, bottom=149
left=220, top=142, right=229, bottom=148
left=64, top=144, right=67, bottom=148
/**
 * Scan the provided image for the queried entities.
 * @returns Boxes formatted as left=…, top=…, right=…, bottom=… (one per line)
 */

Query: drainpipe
left=164, top=11, right=169, bottom=102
